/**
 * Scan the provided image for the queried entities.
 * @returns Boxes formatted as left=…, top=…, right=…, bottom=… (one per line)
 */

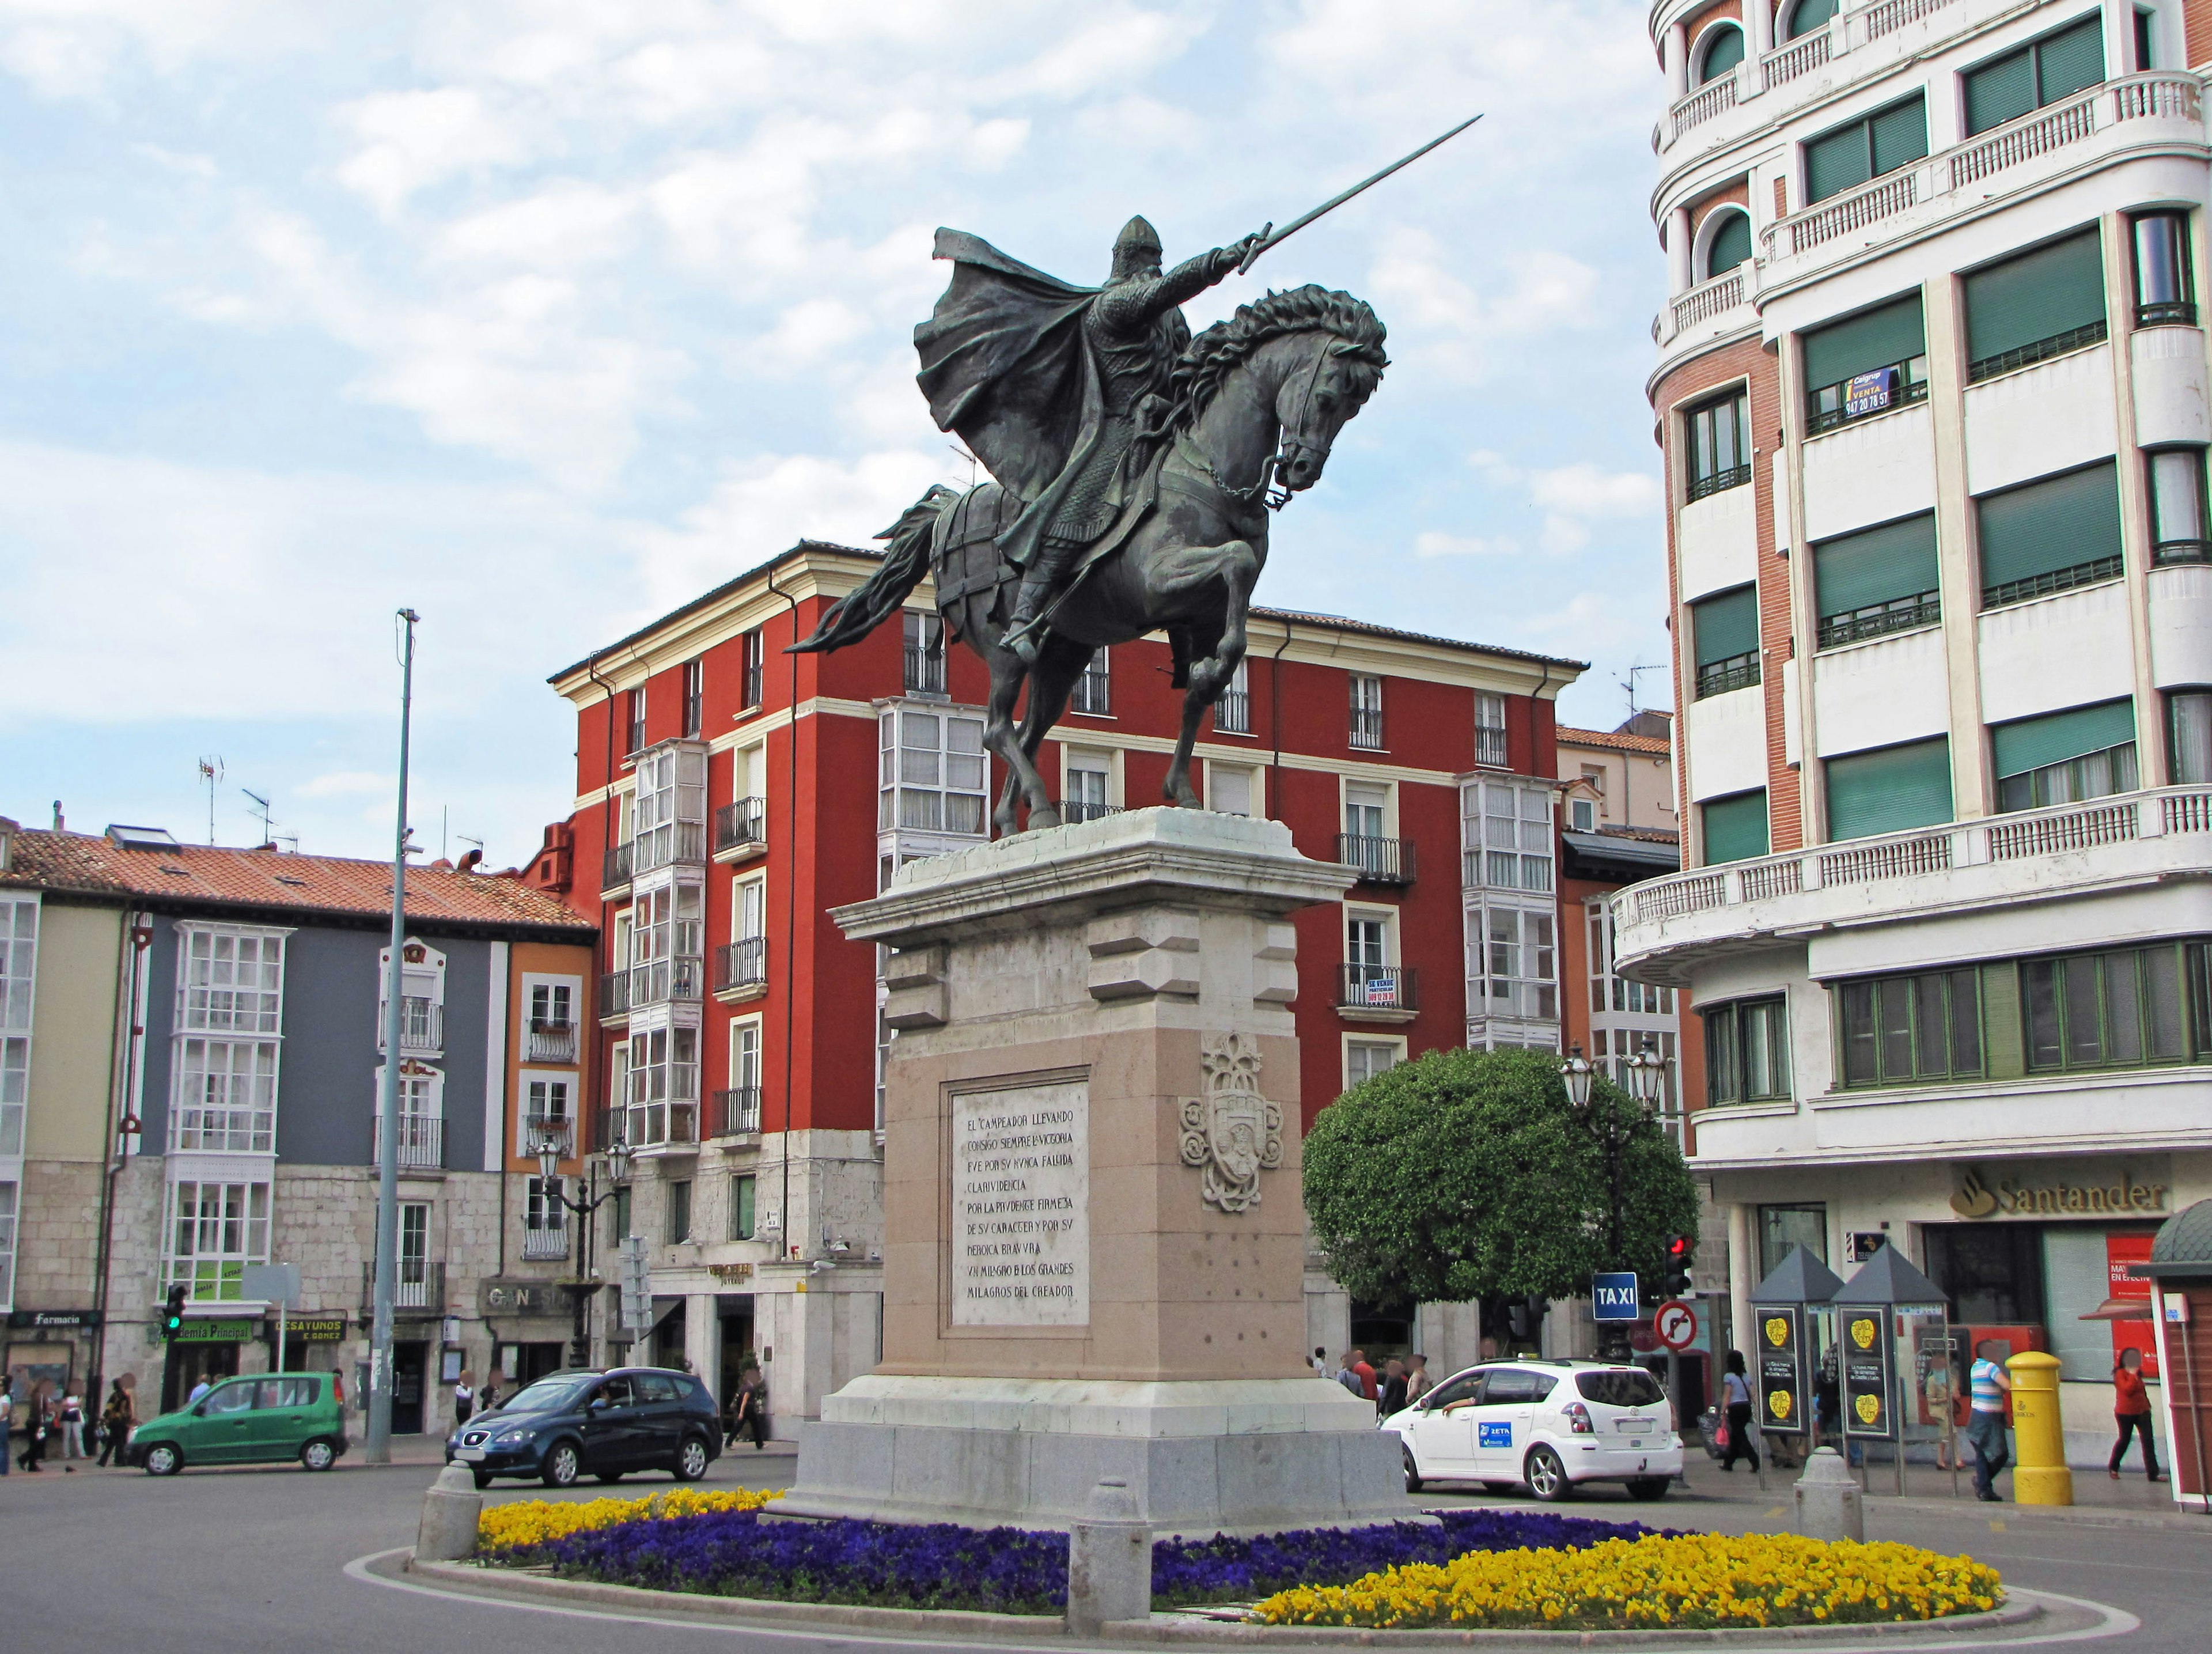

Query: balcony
left=1656, top=266, right=1752, bottom=352
left=521, top=1222, right=570, bottom=1262
left=370, top=1112, right=444, bottom=1171
left=1213, top=686, right=1251, bottom=735
left=1474, top=725, right=1509, bottom=769
left=376, top=997, right=442, bottom=1055
left=714, top=937, right=768, bottom=1001
left=1613, top=784, right=2212, bottom=985
left=589, top=1106, right=623, bottom=1153
left=904, top=645, right=947, bottom=696
left=1338, top=964, right=1418, bottom=1024
left=603, top=838, right=633, bottom=892
left=525, top=1019, right=577, bottom=1064
left=522, top=1112, right=574, bottom=1157
left=1338, top=834, right=1416, bottom=885
left=712, top=1085, right=763, bottom=1138
left=714, top=796, right=767, bottom=860
left=359, top=1261, right=445, bottom=1317
left=1061, top=800, right=1122, bottom=825
left=1760, top=74, right=2206, bottom=291
left=1349, top=707, right=1384, bottom=750
left=598, top=970, right=630, bottom=1024
left=629, top=953, right=704, bottom=1009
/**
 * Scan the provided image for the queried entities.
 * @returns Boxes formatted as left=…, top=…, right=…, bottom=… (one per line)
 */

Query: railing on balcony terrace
left=1213, top=686, right=1251, bottom=735
left=371, top=1112, right=444, bottom=1171
left=1764, top=75, right=2205, bottom=265
left=1338, top=834, right=1416, bottom=885
left=715, top=796, right=766, bottom=854
left=714, top=937, right=768, bottom=994
left=1671, top=267, right=1747, bottom=338
left=1614, top=785, right=2212, bottom=934
left=1817, top=591, right=1940, bottom=650
left=1687, top=462, right=1752, bottom=504
left=360, top=1261, right=445, bottom=1316
left=521, top=1221, right=569, bottom=1261
left=603, top=839, right=633, bottom=890
left=589, top=1106, right=622, bottom=1152
left=904, top=645, right=947, bottom=696
left=1762, top=29, right=1830, bottom=91
left=1349, top=707, right=1385, bottom=750
left=377, top=997, right=443, bottom=1054
left=1861, top=0, right=1958, bottom=41
left=599, top=970, right=631, bottom=1021
left=1061, top=800, right=1122, bottom=824
left=522, top=1112, right=573, bottom=1156
left=1671, top=75, right=1736, bottom=140
left=1338, top=965, right=1418, bottom=1014
left=1475, top=725, right=1509, bottom=769
left=712, top=1085, right=763, bottom=1137
left=1695, top=652, right=1760, bottom=700
left=525, top=1019, right=577, bottom=1063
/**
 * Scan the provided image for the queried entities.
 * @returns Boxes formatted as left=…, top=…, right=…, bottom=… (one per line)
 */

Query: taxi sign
left=1592, top=1271, right=1640, bottom=1323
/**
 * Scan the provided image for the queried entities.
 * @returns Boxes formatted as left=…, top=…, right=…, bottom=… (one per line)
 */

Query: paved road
left=2, top=1443, right=2200, bottom=1651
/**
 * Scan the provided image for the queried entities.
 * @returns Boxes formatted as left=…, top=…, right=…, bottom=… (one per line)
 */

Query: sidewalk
left=1667, top=1449, right=2200, bottom=1531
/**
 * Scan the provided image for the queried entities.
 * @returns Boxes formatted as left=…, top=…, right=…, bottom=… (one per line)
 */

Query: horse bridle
left=1267, top=338, right=1336, bottom=512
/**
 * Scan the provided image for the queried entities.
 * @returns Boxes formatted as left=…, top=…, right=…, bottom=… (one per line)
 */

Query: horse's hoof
left=1027, top=808, right=1063, bottom=831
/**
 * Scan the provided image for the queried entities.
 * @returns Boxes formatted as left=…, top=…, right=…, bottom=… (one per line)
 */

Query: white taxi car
left=1384, top=1360, right=1681, bottom=1501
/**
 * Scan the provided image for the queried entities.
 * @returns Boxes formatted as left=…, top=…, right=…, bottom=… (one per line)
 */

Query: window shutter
left=1801, top=294, right=1926, bottom=390
left=1963, top=230, right=2105, bottom=365
left=1785, top=0, right=1839, bottom=39
left=1703, top=791, right=1771, bottom=864
left=2035, top=16, right=2105, bottom=105
left=1975, top=461, right=2122, bottom=588
left=1868, top=94, right=1929, bottom=175
left=1692, top=585, right=1760, bottom=665
left=1824, top=737, right=1954, bottom=840
left=1805, top=123, right=1871, bottom=203
left=1989, top=698, right=2137, bottom=778
left=1964, top=47, right=2037, bottom=135
left=1699, top=26, right=1745, bottom=83
left=1706, top=211, right=1753, bottom=277
left=1980, top=961, right=2026, bottom=1078
left=1814, top=512, right=1940, bottom=618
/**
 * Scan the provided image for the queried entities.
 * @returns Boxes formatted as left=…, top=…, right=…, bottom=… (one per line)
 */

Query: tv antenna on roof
left=242, top=788, right=274, bottom=847
left=197, top=757, right=224, bottom=845
left=1620, top=661, right=1667, bottom=717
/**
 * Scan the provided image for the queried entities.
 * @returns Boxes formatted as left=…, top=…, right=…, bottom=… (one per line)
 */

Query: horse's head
left=1273, top=332, right=1386, bottom=495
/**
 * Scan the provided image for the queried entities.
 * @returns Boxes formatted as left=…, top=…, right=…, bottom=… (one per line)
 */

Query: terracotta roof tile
left=0, top=830, right=595, bottom=936
left=1556, top=725, right=1672, bottom=756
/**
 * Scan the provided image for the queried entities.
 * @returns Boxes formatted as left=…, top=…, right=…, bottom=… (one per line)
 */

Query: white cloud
left=336, top=86, right=537, bottom=218
left=1469, top=449, right=1659, bottom=555
left=1415, top=530, right=1518, bottom=558
left=433, top=181, right=639, bottom=267
left=1369, top=228, right=1604, bottom=382
left=297, top=769, right=391, bottom=798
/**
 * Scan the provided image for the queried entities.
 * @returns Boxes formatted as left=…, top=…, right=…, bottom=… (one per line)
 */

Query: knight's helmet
left=1110, top=214, right=1164, bottom=281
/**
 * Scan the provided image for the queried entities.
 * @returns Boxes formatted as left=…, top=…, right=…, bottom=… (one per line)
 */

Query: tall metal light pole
left=366, top=607, right=419, bottom=1465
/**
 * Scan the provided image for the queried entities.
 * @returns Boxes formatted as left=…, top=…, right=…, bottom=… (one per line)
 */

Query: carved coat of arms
left=1179, top=1033, right=1282, bottom=1213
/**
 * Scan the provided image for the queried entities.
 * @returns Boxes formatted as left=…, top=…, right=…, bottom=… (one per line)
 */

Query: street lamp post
left=538, top=1137, right=631, bottom=1368
left=1562, top=1038, right=1671, bottom=1362
left=367, top=607, right=419, bottom=1466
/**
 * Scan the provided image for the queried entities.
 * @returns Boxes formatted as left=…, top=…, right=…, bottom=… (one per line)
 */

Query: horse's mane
left=1165, top=284, right=1389, bottom=426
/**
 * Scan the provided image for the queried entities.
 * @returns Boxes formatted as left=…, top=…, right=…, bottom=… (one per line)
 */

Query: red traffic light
left=1666, top=1234, right=1694, bottom=1260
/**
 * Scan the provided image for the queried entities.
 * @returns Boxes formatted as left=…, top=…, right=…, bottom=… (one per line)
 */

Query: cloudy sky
left=0, top=0, right=1671, bottom=865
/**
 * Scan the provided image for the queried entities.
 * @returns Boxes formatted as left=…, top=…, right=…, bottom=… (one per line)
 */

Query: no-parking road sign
left=1654, top=1299, right=1699, bottom=1352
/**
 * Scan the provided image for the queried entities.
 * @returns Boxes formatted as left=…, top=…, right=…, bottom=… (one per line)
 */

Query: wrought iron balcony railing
left=713, top=1085, right=763, bottom=1137
left=715, top=796, right=766, bottom=854
left=1337, top=964, right=1418, bottom=1014
left=525, top=1019, right=577, bottom=1063
left=370, top=1112, right=444, bottom=1171
left=714, top=937, right=768, bottom=994
left=1338, top=834, right=1415, bottom=885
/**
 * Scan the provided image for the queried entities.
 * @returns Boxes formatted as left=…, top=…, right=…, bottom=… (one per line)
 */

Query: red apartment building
left=531, top=540, right=1690, bottom=1426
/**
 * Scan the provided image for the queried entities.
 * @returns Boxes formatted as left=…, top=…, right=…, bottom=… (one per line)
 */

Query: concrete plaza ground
left=0, top=1435, right=2201, bottom=1653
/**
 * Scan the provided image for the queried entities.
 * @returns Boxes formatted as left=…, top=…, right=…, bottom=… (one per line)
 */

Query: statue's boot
left=1003, top=578, right=1053, bottom=667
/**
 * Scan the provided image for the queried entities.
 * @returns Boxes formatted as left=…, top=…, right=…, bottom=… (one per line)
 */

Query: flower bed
left=1256, top=1533, right=2005, bottom=1632
left=475, top=1502, right=1654, bottom=1616
left=476, top=1488, right=780, bottom=1555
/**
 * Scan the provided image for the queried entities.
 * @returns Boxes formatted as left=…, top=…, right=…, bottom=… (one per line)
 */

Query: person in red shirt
left=2108, top=1347, right=2165, bottom=1482
left=1350, top=1349, right=1377, bottom=1407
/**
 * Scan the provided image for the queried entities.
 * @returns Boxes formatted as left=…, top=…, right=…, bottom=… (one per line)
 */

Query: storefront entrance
left=719, top=1298, right=756, bottom=1418
left=495, top=1341, right=568, bottom=1391
left=160, top=1338, right=241, bottom=1415
left=391, top=1341, right=426, bottom=1434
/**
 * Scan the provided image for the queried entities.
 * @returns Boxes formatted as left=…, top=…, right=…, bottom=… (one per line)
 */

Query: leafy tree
left=1301, top=1046, right=1700, bottom=1312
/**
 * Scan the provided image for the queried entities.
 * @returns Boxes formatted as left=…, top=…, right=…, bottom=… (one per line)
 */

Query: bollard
left=2006, top=1351, right=2072, bottom=1507
left=1793, top=1447, right=1863, bottom=1542
left=1066, top=1477, right=1151, bottom=1635
left=416, top=1463, right=486, bottom=1562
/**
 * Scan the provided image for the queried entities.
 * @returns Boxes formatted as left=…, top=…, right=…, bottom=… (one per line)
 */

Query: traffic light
left=161, top=1284, right=187, bottom=1339
left=1663, top=1235, right=1695, bottom=1297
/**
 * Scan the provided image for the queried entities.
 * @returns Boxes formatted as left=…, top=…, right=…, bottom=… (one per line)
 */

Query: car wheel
left=541, top=1441, right=581, bottom=1489
left=300, top=1438, right=338, bottom=1472
left=673, top=1435, right=710, bottom=1482
left=1401, top=1443, right=1423, bottom=1494
left=1482, top=1480, right=1518, bottom=1495
left=1525, top=1445, right=1573, bottom=1503
left=472, top=1470, right=493, bottom=1490
left=143, top=1443, right=183, bottom=1477
left=596, top=1471, right=625, bottom=1484
left=1627, top=1476, right=1672, bottom=1501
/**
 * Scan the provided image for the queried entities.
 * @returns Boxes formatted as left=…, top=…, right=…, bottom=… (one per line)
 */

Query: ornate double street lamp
left=1562, top=1036, right=1672, bottom=1360
left=536, top=1136, right=632, bottom=1368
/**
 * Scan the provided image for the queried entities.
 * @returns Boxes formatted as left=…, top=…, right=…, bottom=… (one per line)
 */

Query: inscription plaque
left=950, top=1080, right=1089, bottom=1327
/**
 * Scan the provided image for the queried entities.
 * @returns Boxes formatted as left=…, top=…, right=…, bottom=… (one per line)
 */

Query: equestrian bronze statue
left=791, top=214, right=1388, bottom=835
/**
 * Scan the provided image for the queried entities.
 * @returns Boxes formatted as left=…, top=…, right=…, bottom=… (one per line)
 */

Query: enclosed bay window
left=625, top=1025, right=699, bottom=1145
left=2133, top=211, right=2195, bottom=327
left=180, top=927, right=285, bottom=1033
left=630, top=881, right=703, bottom=1005
left=903, top=610, right=946, bottom=695
left=2168, top=689, right=2212, bottom=784
left=1, top=895, right=33, bottom=1032
left=1963, top=228, right=2106, bottom=382
left=1976, top=460, right=2124, bottom=608
left=878, top=707, right=987, bottom=835
left=1349, top=673, right=1384, bottom=749
left=1685, top=389, right=1749, bottom=502
left=1992, top=699, right=2138, bottom=812
left=1473, top=906, right=1556, bottom=1020
left=1691, top=584, right=1759, bottom=698
left=164, top=1179, right=272, bottom=1300
left=2147, top=448, right=2210, bottom=563
left=1824, top=736, right=1953, bottom=841
left=1804, top=93, right=1927, bottom=206
left=1461, top=777, right=1554, bottom=891
left=1963, top=14, right=2104, bottom=138
left=1701, top=789, right=1770, bottom=864
left=0, top=1181, right=15, bottom=1309
left=631, top=743, right=707, bottom=872
left=1703, top=996, right=1791, bottom=1106
left=0, top=1036, right=22, bottom=1157
left=1802, top=294, right=1927, bottom=433
left=1815, top=511, right=1940, bottom=648
left=172, top=1039, right=276, bottom=1152
left=1836, top=969, right=1984, bottom=1087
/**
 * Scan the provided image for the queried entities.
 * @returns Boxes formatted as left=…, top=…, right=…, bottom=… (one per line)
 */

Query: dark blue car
left=445, top=1366, right=721, bottom=1489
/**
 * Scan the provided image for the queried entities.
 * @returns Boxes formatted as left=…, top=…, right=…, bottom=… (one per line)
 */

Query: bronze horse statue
left=797, top=282, right=1388, bottom=835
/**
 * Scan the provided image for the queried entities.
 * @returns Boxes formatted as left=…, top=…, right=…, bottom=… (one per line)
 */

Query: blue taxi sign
left=1592, top=1271, right=1641, bottom=1323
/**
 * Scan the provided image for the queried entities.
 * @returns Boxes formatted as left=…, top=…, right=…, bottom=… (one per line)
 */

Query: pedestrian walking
left=1718, top=1350, right=1759, bottom=1473
left=2107, top=1347, right=2165, bottom=1482
left=1309, top=1345, right=1328, bottom=1377
left=1404, top=1353, right=1431, bottom=1406
left=187, top=1375, right=214, bottom=1405
left=96, top=1379, right=135, bottom=1468
left=1378, top=1358, right=1408, bottom=1418
left=482, top=1369, right=505, bottom=1412
left=1350, top=1349, right=1377, bottom=1406
left=1, top=1379, right=13, bottom=1477
left=18, top=1381, right=52, bottom=1472
left=731, top=1365, right=768, bottom=1449
left=59, top=1390, right=85, bottom=1459
left=1334, top=1353, right=1358, bottom=1393
left=1925, top=1353, right=1957, bottom=1470
left=453, top=1369, right=476, bottom=1426
left=1967, top=1340, right=2013, bottom=1502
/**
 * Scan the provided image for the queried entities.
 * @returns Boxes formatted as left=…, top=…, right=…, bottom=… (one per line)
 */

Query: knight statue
left=915, top=215, right=1265, bottom=664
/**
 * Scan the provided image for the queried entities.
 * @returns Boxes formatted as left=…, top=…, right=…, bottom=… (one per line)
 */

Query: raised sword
left=1237, top=113, right=1484, bottom=274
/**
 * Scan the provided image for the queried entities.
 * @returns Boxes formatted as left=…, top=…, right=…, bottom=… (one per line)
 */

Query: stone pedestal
left=781, top=808, right=1402, bottom=1536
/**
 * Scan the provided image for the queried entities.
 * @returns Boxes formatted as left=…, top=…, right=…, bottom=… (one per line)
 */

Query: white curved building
left=1633, top=0, right=2212, bottom=1459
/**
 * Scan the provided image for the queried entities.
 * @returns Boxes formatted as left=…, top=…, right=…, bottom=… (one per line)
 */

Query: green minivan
left=133, top=1372, right=350, bottom=1475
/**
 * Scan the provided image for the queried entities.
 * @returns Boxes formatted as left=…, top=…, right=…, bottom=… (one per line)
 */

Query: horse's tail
left=788, top=484, right=959, bottom=654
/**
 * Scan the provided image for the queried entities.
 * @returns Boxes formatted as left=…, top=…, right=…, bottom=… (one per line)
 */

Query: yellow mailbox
left=2006, top=1350, right=2071, bottom=1506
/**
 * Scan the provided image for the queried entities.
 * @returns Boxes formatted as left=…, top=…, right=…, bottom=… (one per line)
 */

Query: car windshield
left=498, top=1376, right=597, bottom=1414
left=1576, top=1370, right=1665, bottom=1409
